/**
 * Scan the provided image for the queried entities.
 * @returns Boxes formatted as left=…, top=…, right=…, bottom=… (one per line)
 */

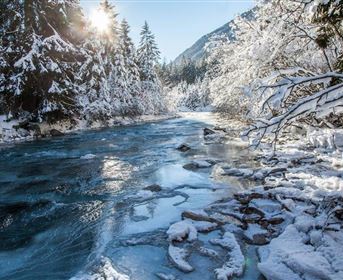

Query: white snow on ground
left=168, top=244, right=194, bottom=272
left=0, top=114, right=177, bottom=144
left=70, top=257, right=129, bottom=280
left=210, top=232, right=245, bottom=280
left=0, top=115, right=34, bottom=143
left=258, top=224, right=343, bottom=280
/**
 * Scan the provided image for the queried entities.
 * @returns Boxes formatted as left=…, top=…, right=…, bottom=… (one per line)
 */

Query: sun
left=90, top=9, right=111, bottom=33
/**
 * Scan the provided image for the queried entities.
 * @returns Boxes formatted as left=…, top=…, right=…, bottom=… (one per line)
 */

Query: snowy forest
left=0, top=1, right=343, bottom=280
left=0, top=0, right=165, bottom=136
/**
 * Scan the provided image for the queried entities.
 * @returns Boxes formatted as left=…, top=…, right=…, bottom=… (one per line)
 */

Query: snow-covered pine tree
left=77, top=0, right=123, bottom=121
left=137, top=21, right=160, bottom=83
left=118, top=19, right=142, bottom=115
left=137, top=22, right=165, bottom=114
left=0, top=0, right=86, bottom=123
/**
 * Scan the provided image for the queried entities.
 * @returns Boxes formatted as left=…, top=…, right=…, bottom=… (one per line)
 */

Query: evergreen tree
left=137, top=21, right=160, bottom=82
left=78, top=0, right=123, bottom=120
left=0, top=0, right=86, bottom=122
left=136, top=21, right=165, bottom=114
left=119, top=19, right=142, bottom=114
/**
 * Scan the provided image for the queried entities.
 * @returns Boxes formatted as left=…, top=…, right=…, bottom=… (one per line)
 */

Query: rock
left=243, top=214, right=263, bottom=223
left=246, top=232, right=270, bottom=245
left=240, top=206, right=265, bottom=217
left=182, top=210, right=214, bottom=223
left=176, top=144, right=191, bottom=152
left=244, top=224, right=270, bottom=245
left=334, top=208, right=343, bottom=220
left=27, top=123, right=41, bottom=136
left=204, top=127, right=216, bottom=136
left=265, top=216, right=285, bottom=225
left=183, top=163, right=199, bottom=171
left=50, top=129, right=64, bottom=137
left=213, top=126, right=227, bottom=132
left=183, top=160, right=213, bottom=171
left=234, top=192, right=264, bottom=204
left=143, top=184, right=162, bottom=192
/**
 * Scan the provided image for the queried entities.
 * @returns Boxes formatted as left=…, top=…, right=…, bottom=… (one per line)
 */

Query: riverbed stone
left=143, top=184, right=162, bottom=192
left=203, top=127, right=216, bottom=136
left=50, top=129, right=64, bottom=137
left=176, top=144, right=191, bottom=152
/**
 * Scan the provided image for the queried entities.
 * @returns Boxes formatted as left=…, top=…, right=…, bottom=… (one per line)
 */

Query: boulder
left=203, top=127, right=216, bottom=136
left=50, top=129, right=64, bottom=137
left=27, top=123, right=41, bottom=136
left=143, top=184, right=162, bottom=192
left=176, top=144, right=191, bottom=152
left=183, top=160, right=213, bottom=171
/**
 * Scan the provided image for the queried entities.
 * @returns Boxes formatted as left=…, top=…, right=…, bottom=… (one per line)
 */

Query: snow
left=166, top=219, right=217, bottom=242
left=168, top=244, right=194, bottom=272
left=0, top=114, right=176, bottom=144
left=80, top=154, right=97, bottom=160
left=258, top=224, right=343, bottom=280
left=0, top=115, right=34, bottom=143
left=210, top=232, right=245, bottom=279
left=167, top=220, right=198, bottom=242
left=70, top=257, right=129, bottom=280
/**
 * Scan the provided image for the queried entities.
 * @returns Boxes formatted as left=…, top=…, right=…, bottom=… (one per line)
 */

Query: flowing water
left=0, top=113, right=259, bottom=280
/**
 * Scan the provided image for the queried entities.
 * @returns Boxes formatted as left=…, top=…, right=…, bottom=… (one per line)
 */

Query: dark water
left=0, top=113, right=257, bottom=280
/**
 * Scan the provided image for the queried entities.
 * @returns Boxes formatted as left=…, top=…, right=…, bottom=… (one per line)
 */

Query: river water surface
left=0, top=113, right=258, bottom=280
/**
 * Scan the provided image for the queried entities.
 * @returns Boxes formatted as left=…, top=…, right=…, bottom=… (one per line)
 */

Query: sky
left=80, top=0, right=255, bottom=61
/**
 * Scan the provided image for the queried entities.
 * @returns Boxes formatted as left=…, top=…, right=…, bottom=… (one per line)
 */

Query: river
left=0, top=112, right=259, bottom=280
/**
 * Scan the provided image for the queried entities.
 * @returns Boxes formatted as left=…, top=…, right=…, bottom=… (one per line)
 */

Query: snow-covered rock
left=70, top=257, right=129, bottom=280
left=210, top=232, right=245, bottom=279
left=168, top=244, right=194, bottom=272
left=167, top=219, right=217, bottom=242
left=258, top=224, right=343, bottom=280
left=80, top=154, right=97, bottom=160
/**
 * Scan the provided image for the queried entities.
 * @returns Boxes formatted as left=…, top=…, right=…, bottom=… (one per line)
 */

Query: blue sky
left=80, top=0, right=255, bottom=61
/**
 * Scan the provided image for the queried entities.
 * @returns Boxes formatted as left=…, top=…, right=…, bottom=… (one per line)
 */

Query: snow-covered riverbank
left=162, top=124, right=343, bottom=279
left=0, top=114, right=177, bottom=144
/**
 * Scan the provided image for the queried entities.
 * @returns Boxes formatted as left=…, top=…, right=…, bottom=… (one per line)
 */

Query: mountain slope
left=174, top=9, right=254, bottom=64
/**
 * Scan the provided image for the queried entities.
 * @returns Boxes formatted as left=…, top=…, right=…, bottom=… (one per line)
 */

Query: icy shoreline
left=164, top=126, right=343, bottom=279
left=0, top=114, right=178, bottom=145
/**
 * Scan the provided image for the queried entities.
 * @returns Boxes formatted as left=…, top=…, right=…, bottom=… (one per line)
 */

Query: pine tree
left=137, top=22, right=165, bottom=114
left=119, top=19, right=142, bottom=115
left=78, top=0, right=123, bottom=120
left=137, top=21, right=160, bottom=82
left=0, top=0, right=86, bottom=123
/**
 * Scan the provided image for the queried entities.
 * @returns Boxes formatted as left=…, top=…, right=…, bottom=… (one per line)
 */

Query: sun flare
left=90, top=9, right=111, bottom=33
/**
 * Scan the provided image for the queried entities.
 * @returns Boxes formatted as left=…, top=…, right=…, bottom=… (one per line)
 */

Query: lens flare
left=90, top=9, right=111, bottom=33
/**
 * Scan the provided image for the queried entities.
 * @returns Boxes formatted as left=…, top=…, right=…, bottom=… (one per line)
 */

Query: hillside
left=174, top=9, right=254, bottom=64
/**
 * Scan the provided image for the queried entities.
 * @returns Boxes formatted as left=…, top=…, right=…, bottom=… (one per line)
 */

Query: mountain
left=174, top=9, right=255, bottom=64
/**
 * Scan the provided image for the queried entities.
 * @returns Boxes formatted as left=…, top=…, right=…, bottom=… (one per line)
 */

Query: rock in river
left=50, top=129, right=64, bottom=137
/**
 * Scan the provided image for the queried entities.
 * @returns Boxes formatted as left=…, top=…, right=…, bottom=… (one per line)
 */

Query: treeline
left=0, top=0, right=165, bottom=125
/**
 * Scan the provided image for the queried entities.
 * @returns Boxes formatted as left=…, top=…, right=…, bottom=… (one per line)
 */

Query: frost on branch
left=243, top=72, right=343, bottom=146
